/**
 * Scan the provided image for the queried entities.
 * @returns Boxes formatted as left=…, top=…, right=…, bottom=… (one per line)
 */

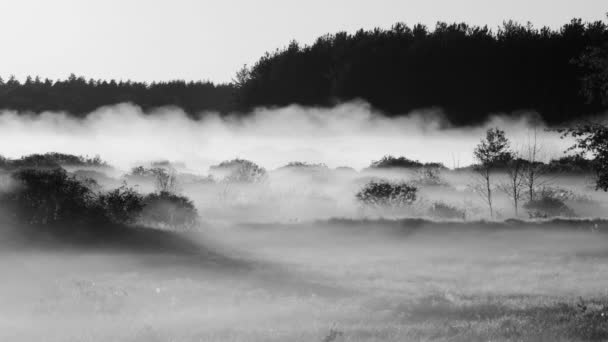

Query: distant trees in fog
left=0, top=155, right=200, bottom=232
left=356, top=180, right=417, bottom=208
left=471, top=128, right=512, bottom=218
left=369, top=155, right=446, bottom=169
left=560, top=123, right=608, bottom=191
left=0, top=74, right=235, bottom=118
left=209, top=159, right=267, bottom=183
left=0, top=18, right=607, bottom=125
left=235, top=19, right=608, bottom=125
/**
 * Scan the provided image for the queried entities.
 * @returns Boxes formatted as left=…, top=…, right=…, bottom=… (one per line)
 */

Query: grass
left=2, top=219, right=608, bottom=341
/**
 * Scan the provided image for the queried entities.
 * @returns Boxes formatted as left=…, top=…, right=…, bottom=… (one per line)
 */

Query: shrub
left=369, top=155, right=446, bottom=169
left=9, top=153, right=108, bottom=170
left=282, top=161, right=328, bottom=169
left=0, top=155, right=8, bottom=169
left=370, top=155, right=424, bottom=169
left=356, top=180, right=417, bottom=208
left=125, top=166, right=180, bottom=192
left=427, top=202, right=465, bottom=219
left=141, top=191, right=198, bottom=229
left=524, top=196, right=576, bottom=218
left=209, top=159, right=266, bottom=183
left=413, top=166, right=448, bottom=186
left=2, top=168, right=99, bottom=226
left=0, top=167, right=149, bottom=231
left=97, top=185, right=144, bottom=225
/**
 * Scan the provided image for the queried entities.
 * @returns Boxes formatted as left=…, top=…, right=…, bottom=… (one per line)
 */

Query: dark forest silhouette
left=0, top=18, right=607, bottom=125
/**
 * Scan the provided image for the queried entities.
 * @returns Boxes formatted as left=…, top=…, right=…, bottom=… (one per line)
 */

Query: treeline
left=0, top=18, right=607, bottom=124
left=237, top=19, right=608, bottom=125
left=0, top=75, right=235, bottom=117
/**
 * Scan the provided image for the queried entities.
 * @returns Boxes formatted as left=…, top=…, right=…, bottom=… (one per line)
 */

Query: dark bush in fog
left=8, top=153, right=108, bottom=170
left=369, top=155, right=445, bottom=169
left=543, top=155, right=595, bottom=173
left=97, top=185, right=144, bottom=225
left=524, top=196, right=576, bottom=218
left=356, top=180, right=417, bottom=208
left=427, top=202, right=466, bottom=220
left=413, top=166, right=448, bottom=187
left=1, top=168, right=100, bottom=226
left=209, top=159, right=267, bottom=183
left=141, top=191, right=198, bottom=229
left=0, top=167, right=149, bottom=231
left=0, top=155, right=8, bottom=169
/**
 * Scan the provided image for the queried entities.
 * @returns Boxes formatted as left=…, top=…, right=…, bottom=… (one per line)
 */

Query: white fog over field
left=0, top=102, right=580, bottom=172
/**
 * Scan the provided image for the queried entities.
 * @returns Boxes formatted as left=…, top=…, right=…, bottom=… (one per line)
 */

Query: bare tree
left=498, top=153, right=526, bottom=216
left=150, top=167, right=179, bottom=193
left=523, top=127, right=551, bottom=201
left=472, top=128, right=512, bottom=218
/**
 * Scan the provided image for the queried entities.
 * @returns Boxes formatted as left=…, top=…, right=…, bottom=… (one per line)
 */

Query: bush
left=209, top=159, right=266, bottom=183
left=428, top=202, right=465, bottom=219
left=369, top=155, right=446, bottom=169
left=524, top=196, right=576, bottom=218
left=97, top=185, right=144, bottom=225
left=9, top=153, right=108, bottom=170
left=356, top=180, right=417, bottom=208
left=413, top=166, right=448, bottom=186
left=141, top=191, right=198, bottom=229
left=0, top=167, right=148, bottom=231
left=1, top=168, right=99, bottom=226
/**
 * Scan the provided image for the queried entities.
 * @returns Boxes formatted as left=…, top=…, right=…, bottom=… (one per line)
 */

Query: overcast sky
left=0, top=0, right=605, bottom=83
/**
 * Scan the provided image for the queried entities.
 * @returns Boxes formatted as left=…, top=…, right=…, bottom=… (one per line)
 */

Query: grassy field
left=2, top=219, right=608, bottom=341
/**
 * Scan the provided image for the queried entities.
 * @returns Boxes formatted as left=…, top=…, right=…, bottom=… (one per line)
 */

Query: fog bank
left=0, top=102, right=579, bottom=172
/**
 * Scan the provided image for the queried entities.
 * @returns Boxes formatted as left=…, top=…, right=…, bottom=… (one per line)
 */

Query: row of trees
left=471, top=122, right=608, bottom=219
left=236, top=18, right=608, bottom=125
left=0, top=75, right=235, bottom=117
left=0, top=164, right=198, bottom=232
left=0, top=17, right=607, bottom=125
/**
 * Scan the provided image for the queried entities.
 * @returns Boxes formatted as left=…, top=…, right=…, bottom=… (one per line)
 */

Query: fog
left=0, top=102, right=578, bottom=172
left=3, top=103, right=608, bottom=341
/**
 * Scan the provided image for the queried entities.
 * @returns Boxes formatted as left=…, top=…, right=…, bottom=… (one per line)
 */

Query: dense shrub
left=97, top=185, right=144, bottom=225
left=0, top=168, right=149, bottom=231
left=125, top=166, right=180, bottom=192
left=141, top=191, right=198, bottom=229
left=524, top=196, right=576, bottom=218
left=8, top=153, right=107, bottom=170
left=369, top=155, right=445, bottom=169
left=427, top=202, right=465, bottom=220
left=543, top=155, right=595, bottom=173
left=413, top=167, right=448, bottom=186
left=209, top=159, right=267, bottom=183
left=356, top=180, right=417, bottom=208
left=1, top=168, right=99, bottom=226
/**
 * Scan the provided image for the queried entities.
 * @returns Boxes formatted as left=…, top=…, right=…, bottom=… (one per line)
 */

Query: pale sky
left=0, top=0, right=605, bottom=83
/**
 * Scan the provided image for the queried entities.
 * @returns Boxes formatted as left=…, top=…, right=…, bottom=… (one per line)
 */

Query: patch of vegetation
left=209, top=159, right=267, bottom=183
left=0, top=166, right=198, bottom=234
left=523, top=188, right=577, bottom=218
left=369, top=155, right=445, bottom=169
left=427, top=202, right=465, bottom=220
left=356, top=180, right=417, bottom=208
left=141, top=191, right=198, bottom=230
left=413, top=166, right=448, bottom=186
left=0, top=152, right=109, bottom=170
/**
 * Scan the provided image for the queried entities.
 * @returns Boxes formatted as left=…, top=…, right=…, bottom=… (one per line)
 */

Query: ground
left=2, top=220, right=608, bottom=341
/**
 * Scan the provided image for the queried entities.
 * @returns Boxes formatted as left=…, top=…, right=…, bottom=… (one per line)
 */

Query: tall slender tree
left=472, top=128, right=512, bottom=218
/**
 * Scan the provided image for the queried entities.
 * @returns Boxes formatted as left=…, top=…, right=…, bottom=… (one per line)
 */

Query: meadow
left=2, top=218, right=608, bottom=342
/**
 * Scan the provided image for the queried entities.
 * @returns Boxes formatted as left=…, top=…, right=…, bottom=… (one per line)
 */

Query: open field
left=2, top=219, right=608, bottom=342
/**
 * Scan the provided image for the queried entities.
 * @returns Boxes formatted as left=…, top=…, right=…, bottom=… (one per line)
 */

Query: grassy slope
left=1, top=219, right=608, bottom=341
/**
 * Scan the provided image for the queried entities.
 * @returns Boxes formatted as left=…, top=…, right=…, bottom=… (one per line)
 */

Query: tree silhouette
left=472, top=128, right=512, bottom=218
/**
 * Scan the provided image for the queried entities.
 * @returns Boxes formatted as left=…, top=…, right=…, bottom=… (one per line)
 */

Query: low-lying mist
left=0, top=102, right=579, bottom=172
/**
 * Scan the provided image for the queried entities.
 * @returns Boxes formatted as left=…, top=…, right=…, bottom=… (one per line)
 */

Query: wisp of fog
left=0, top=102, right=577, bottom=172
